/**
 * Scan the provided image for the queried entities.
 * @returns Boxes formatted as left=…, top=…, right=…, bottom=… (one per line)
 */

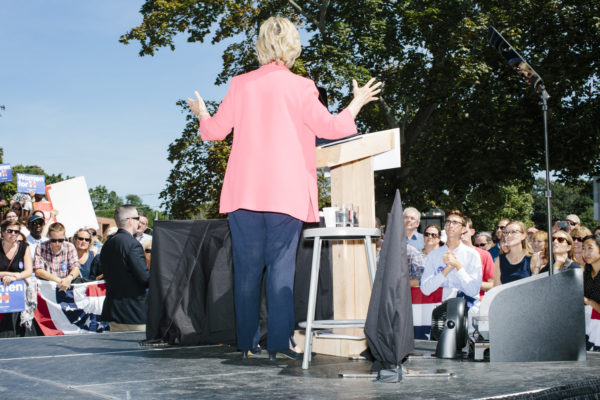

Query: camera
left=557, top=221, right=569, bottom=230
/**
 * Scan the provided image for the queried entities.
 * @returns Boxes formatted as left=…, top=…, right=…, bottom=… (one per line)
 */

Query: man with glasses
left=100, top=205, right=150, bottom=332
left=473, top=232, right=494, bottom=251
left=33, top=222, right=81, bottom=291
left=134, top=212, right=152, bottom=243
left=565, top=214, right=581, bottom=233
left=404, top=207, right=424, bottom=250
left=490, top=218, right=510, bottom=261
left=420, top=210, right=482, bottom=306
left=461, top=217, right=494, bottom=299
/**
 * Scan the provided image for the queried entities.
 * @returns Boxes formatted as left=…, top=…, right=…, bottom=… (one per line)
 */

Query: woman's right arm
left=346, top=78, right=382, bottom=118
left=531, top=253, right=541, bottom=275
left=493, top=257, right=501, bottom=287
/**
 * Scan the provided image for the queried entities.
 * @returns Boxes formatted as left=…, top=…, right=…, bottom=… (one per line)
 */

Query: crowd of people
left=393, top=207, right=600, bottom=350
left=0, top=191, right=153, bottom=337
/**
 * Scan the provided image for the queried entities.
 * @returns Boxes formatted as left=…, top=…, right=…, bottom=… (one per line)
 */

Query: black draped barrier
left=147, top=219, right=333, bottom=346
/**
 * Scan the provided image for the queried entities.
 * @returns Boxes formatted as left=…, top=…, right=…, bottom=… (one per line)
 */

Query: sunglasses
left=552, top=236, right=569, bottom=244
left=11, top=207, right=21, bottom=211
left=424, top=232, right=439, bottom=238
left=568, top=221, right=577, bottom=226
left=144, top=249, right=152, bottom=254
left=496, top=225, right=507, bottom=230
left=50, top=238, right=65, bottom=243
left=474, top=243, right=488, bottom=247
left=5, top=228, right=20, bottom=234
left=573, top=237, right=584, bottom=243
left=76, top=236, right=91, bottom=242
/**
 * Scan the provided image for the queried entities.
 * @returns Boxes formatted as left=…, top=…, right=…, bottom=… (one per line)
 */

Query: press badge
left=18, top=261, right=23, bottom=270
left=61, top=263, right=68, bottom=271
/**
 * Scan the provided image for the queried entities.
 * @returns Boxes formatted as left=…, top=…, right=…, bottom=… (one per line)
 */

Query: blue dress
left=79, top=250, right=95, bottom=280
left=499, top=254, right=531, bottom=284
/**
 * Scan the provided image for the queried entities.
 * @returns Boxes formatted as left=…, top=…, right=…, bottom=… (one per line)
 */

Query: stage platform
left=1, top=332, right=599, bottom=399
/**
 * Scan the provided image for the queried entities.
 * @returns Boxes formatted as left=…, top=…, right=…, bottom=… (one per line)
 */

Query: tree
left=532, top=178, right=595, bottom=229
left=122, top=1, right=600, bottom=220
left=89, top=185, right=123, bottom=218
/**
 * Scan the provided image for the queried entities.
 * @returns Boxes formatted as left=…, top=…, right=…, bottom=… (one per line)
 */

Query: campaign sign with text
left=0, top=281, right=26, bottom=313
left=0, top=164, right=12, bottom=183
left=17, top=173, right=46, bottom=194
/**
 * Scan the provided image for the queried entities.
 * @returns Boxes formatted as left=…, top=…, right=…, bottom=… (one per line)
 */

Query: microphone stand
left=539, top=84, right=554, bottom=274
left=487, top=27, right=553, bottom=273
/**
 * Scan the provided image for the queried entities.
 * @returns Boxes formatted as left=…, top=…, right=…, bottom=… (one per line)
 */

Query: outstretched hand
left=347, top=78, right=382, bottom=118
left=186, top=91, right=209, bottom=118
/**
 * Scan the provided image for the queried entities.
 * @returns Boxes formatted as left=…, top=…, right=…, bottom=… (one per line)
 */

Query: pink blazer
left=200, top=62, right=357, bottom=222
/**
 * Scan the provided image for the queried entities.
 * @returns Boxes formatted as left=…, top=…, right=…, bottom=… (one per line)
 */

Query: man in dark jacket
left=101, top=205, right=150, bottom=332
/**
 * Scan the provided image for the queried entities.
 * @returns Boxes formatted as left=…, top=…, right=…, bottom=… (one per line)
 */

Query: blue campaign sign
left=16, top=173, right=46, bottom=194
left=0, top=281, right=26, bottom=313
left=0, top=164, right=12, bottom=183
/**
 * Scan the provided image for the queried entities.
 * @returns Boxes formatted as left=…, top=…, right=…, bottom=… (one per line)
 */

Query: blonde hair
left=256, top=16, right=301, bottom=68
left=506, top=221, right=530, bottom=252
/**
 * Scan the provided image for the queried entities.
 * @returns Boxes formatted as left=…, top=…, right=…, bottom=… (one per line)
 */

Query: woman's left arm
left=0, top=248, right=32, bottom=285
left=585, top=297, right=600, bottom=314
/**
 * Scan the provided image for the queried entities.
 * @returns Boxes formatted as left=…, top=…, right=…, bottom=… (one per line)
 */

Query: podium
left=294, top=128, right=400, bottom=357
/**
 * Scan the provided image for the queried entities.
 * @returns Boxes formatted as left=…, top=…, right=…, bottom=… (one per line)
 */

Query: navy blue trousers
left=228, top=209, right=303, bottom=351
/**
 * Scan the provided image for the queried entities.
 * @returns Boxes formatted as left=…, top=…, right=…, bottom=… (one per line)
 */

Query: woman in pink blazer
left=188, top=16, right=381, bottom=360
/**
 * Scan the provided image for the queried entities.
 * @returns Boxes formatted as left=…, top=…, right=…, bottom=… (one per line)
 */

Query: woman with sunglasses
left=493, top=221, right=539, bottom=285
left=422, top=224, right=442, bottom=256
left=571, top=226, right=592, bottom=268
left=73, top=228, right=95, bottom=280
left=0, top=219, right=34, bottom=337
left=537, top=230, right=580, bottom=274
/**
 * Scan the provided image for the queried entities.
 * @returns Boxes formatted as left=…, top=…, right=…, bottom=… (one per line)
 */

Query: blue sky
left=0, top=1, right=230, bottom=210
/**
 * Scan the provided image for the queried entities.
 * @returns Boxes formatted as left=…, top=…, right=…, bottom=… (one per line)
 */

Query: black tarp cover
left=146, top=220, right=333, bottom=346
left=364, top=190, right=414, bottom=380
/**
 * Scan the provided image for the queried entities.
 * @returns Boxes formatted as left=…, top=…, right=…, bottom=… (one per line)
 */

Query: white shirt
left=27, top=234, right=48, bottom=259
left=420, top=242, right=482, bottom=300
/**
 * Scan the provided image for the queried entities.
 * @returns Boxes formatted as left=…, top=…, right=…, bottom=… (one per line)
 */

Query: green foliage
left=123, top=0, right=600, bottom=221
left=159, top=100, right=231, bottom=219
left=89, top=185, right=123, bottom=218
left=532, top=178, right=595, bottom=229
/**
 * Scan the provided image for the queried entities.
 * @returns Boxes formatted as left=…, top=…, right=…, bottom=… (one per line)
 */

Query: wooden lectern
left=294, top=128, right=400, bottom=357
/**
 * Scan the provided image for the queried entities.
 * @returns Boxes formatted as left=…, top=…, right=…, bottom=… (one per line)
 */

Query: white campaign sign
left=46, top=176, right=98, bottom=238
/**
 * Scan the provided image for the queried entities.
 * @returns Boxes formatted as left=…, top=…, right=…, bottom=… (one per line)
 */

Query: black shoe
left=268, top=349, right=302, bottom=361
left=241, top=347, right=262, bottom=359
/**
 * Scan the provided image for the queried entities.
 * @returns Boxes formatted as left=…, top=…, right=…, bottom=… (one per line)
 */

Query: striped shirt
left=33, top=240, right=80, bottom=278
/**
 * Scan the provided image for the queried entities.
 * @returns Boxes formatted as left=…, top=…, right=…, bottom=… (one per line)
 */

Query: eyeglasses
left=445, top=220, right=464, bottom=227
left=553, top=236, right=569, bottom=244
left=50, top=238, right=65, bottom=243
left=76, top=236, right=91, bottom=242
left=144, top=249, right=152, bottom=254
left=5, top=228, right=19, bottom=234
left=474, top=243, right=488, bottom=248
left=573, top=237, right=585, bottom=242
left=496, top=225, right=507, bottom=231
left=424, top=232, right=439, bottom=238
left=504, top=230, right=523, bottom=236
